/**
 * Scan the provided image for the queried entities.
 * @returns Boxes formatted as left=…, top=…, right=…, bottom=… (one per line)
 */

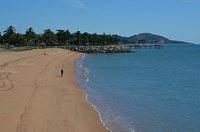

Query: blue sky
left=0, top=0, right=199, bottom=43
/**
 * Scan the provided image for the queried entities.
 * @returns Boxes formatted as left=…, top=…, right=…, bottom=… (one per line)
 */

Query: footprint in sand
left=0, top=72, right=14, bottom=92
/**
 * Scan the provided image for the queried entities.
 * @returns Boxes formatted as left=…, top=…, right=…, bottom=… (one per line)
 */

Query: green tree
left=41, top=29, right=57, bottom=46
left=81, top=32, right=89, bottom=45
left=56, top=29, right=70, bottom=46
left=14, top=33, right=26, bottom=47
left=24, top=27, right=37, bottom=45
left=74, top=31, right=81, bottom=45
left=89, top=33, right=98, bottom=45
left=0, top=32, right=2, bottom=45
left=3, top=26, right=17, bottom=48
left=1, top=26, right=121, bottom=47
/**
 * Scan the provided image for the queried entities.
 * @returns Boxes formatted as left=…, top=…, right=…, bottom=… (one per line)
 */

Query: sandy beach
left=0, top=48, right=106, bottom=132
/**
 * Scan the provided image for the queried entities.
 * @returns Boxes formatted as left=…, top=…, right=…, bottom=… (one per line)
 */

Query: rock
left=65, top=45, right=133, bottom=53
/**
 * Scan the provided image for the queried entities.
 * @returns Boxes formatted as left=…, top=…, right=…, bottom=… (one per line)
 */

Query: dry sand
left=0, top=48, right=107, bottom=132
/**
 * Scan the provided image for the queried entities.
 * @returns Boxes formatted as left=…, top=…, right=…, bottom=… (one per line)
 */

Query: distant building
left=27, top=39, right=37, bottom=46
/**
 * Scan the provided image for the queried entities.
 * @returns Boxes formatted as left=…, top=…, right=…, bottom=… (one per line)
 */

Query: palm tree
left=0, top=26, right=121, bottom=47
left=3, top=26, right=17, bottom=48
left=3, top=26, right=16, bottom=36
left=56, top=29, right=70, bottom=46
left=14, top=33, right=25, bottom=47
left=42, top=29, right=57, bottom=46
left=25, top=27, right=37, bottom=46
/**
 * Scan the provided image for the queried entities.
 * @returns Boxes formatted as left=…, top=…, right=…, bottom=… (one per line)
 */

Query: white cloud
left=65, top=0, right=89, bottom=9
left=64, top=0, right=110, bottom=13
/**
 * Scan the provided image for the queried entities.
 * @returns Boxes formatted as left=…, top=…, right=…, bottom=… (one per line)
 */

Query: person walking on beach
left=61, top=69, right=64, bottom=77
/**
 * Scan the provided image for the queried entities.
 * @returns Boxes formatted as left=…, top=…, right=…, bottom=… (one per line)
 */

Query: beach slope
left=0, top=48, right=106, bottom=132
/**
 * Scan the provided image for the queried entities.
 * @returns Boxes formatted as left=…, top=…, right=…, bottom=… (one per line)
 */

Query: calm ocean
left=76, top=45, right=200, bottom=132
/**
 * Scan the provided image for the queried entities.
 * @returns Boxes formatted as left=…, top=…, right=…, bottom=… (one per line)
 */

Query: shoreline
left=0, top=48, right=107, bottom=132
left=75, top=54, right=112, bottom=132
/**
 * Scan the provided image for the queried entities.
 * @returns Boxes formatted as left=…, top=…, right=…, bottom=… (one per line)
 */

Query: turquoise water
left=76, top=45, right=200, bottom=132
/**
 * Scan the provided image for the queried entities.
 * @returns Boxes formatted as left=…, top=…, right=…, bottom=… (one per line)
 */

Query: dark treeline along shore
left=0, top=26, right=133, bottom=53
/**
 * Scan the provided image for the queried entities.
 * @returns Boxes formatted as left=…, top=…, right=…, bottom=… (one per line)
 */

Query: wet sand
left=0, top=48, right=106, bottom=132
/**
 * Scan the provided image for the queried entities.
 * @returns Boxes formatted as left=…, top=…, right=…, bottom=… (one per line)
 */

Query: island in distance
left=116, top=33, right=193, bottom=44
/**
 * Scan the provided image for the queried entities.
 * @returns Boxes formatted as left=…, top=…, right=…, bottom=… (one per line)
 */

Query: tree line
left=0, top=26, right=120, bottom=48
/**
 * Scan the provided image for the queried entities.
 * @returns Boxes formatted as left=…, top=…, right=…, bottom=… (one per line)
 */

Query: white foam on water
left=85, top=94, right=113, bottom=132
left=79, top=54, right=90, bottom=82
left=81, top=67, right=90, bottom=82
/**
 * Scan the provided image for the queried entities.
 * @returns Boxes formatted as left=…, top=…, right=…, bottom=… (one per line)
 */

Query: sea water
left=75, top=45, right=200, bottom=132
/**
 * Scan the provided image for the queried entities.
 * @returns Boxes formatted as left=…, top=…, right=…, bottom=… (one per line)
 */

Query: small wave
left=78, top=54, right=90, bottom=82
left=81, top=67, right=90, bottom=82
left=75, top=54, right=112, bottom=132
left=85, top=94, right=113, bottom=132
left=79, top=54, right=90, bottom=82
